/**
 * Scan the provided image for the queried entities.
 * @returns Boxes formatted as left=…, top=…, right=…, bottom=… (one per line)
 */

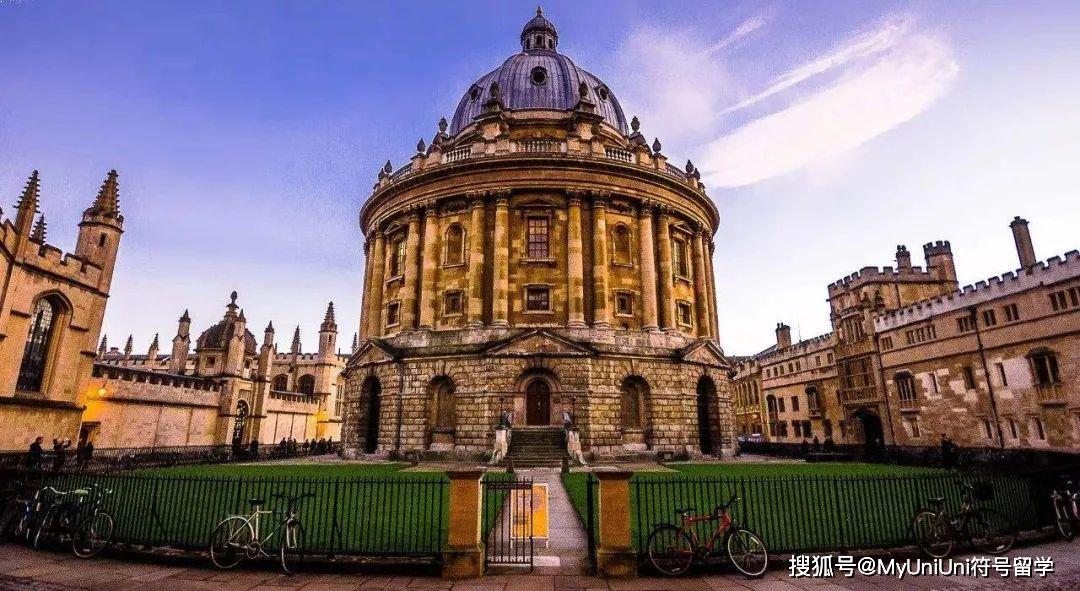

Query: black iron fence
left=0, top=441, right=341, bottom=474
left=2, top=469, right=447, bottom=560
left=481, top=474, right=534, bottom=568
left=631, top=472, right=1048, bottom=555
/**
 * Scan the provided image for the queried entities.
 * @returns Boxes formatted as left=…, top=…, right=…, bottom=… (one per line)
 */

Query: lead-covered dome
left=447, top=8, right=629, bottom=137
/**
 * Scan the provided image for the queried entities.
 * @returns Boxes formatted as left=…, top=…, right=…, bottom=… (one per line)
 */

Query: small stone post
left=442, top=470, right=485, bottom=579
left=595, top=470, right=637, bottom=577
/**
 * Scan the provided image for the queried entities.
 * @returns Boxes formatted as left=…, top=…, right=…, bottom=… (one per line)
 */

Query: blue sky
left=1, top=1, right=1078, bottom=355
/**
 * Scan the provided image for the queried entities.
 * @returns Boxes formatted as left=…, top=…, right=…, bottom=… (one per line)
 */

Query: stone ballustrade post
left=366, top=230, right=386, bottom=337
left=491, top=191, right=510, bottom=327
left=466, top=193, right=486, bottom=328
left=657, top=211, right=676, bottom=332
left=595, top=470, right=637, bottom=577
left=442, top=470, right=485, bottom=579
left=402, top=210, right=423, bottom=330
left=691, top=227, right=711, bottom=338
left=592, top=192, right=611, bottom=329
left=637, top=202, right=659, bottom=332
left=566, top=190, right=587, bottom=328
left=418, top=202, right=440, bottom=330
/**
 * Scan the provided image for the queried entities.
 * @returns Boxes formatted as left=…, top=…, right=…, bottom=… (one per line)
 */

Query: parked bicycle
left=911, top=482, right=1015, bottom=558
left=209, top=492, right=313, bottom=574
left=32, top=484, right=115, bottom=558
left=1050, top=477, right=1079, bottom=541
left=645, top=495, right=768, bottom=578
left=0, top=481, right=43, bottom=543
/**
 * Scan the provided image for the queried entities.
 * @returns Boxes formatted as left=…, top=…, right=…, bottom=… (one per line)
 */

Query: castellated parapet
left=874, top=250, right=1080, bottom=331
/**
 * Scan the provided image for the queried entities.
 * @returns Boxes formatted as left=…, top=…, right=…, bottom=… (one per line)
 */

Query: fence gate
left=482, top=476, right=534, bottom=568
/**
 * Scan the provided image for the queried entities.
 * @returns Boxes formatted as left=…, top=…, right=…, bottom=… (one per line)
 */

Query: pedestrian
left=51, top=438, right=72, bottom=473
left=812, top=436, right=821, bottom=453
left=248, top=438, right=259, bottom=458
left=25, top=436, right=45, bottom=470
left=79, top=440, right=95, bottom=470
left=799, top=438, right=809, bottom=457
left=824, top=435, right=835, bottom=452
left=940, top=433, right=956, bottom=468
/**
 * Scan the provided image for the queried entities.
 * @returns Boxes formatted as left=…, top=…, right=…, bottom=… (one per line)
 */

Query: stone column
left=595, top=470, right=637, bottom=577
left=566, top=190, right=587, bottom=328
left=401, top=210, right=422, bottom=330
left=466, top=193, right=485, bottom=328
left=691, top=227, right=711, bottom=338
left=491, top=192, right=510, bottom=327
left=358, top=237, right=372, bottom=340
left=418, top=202, right=440, bottom=330
left=706, top=238, right=720, bottom=341
left=442, top=470, right=484, bottom=578
left=592, top=192, right=611, bottom=329
left=365, top=230, right=386, bottom=337
left=637, top=203, right=659, bottom=332
left=657, top=211, right=676, bottom=332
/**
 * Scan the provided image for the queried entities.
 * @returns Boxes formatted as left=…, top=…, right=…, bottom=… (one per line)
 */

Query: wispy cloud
left=700, top=16, right=958, bottom=187
left=705, top=12, right=772, bottom=56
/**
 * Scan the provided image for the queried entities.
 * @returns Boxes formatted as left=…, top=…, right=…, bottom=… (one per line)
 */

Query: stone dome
left=447, top=9, right=628, bottom=137
left=196, top=320, right=257, bottom=354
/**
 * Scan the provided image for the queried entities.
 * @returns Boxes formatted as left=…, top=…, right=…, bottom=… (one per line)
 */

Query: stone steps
left=504, top=427, right=567, bottom=468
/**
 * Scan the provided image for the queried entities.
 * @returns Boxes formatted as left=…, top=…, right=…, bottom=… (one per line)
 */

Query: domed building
left=344, top=9, right=733, bottom=461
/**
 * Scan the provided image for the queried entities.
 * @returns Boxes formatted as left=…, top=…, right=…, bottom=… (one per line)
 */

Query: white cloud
left=700, top=16, right=959, bottom=188
left=706, top=13, right=771, bottom=56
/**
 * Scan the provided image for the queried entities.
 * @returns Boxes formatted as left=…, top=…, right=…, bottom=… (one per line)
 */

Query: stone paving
left=2, top=530, right=1079, bottom=590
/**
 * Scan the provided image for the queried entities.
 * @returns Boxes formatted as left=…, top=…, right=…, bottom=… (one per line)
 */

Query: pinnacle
left=179, top=309, right=191, bottom=323
left=30, top=214, right=46, bottom=243
left=265, top=320, right=274, bottom=332
left=90, top=169, right=120, bottom=215
left=15, top=170, right=41, bottom=230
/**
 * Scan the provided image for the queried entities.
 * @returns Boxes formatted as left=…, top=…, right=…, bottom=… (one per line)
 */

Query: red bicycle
left=645, top=495, right=768, bottom=578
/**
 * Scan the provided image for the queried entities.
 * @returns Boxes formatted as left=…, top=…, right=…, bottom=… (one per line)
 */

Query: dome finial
left=537, top=5, right=543, bottom=17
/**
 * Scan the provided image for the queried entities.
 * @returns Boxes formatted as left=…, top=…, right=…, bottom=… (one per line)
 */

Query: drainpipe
left=970, top=305, right=1005, bottom=449
left=395, top=359, right=404, bottom=454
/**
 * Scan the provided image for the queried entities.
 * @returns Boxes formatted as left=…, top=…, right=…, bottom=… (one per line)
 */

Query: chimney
left=1010, top=216, right=1036, bottom=269
left=895, top=245, right=911, bottom=270
left=775, top=322, right=791, bottom=349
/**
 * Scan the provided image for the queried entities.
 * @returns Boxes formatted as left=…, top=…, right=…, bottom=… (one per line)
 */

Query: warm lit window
left=17, top=297, right=59, bottom=392
left=1029, top=350, right=1060, bottom=386
left=443, top=291, right=463, bottom=316
left=525, top=286, right=551, bottom=312
left=612, top=224, right=632, bottom=264
left=526, top=216, right=549, bottom=259
left=673, top=237, right=689, bottom=277
left=389, top=236, right=406, bottom=278
left=615, top=292, right=633, bottom=316
left=676, top=301, right=692, bottom=326
left=444, top=224, right=464, bottom=266
left=896, top=372, right=917, bottom=401
left=386, top=301, right=401, bottom=327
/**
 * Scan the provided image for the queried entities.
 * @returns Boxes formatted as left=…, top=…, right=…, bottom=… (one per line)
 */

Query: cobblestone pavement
left=1, top=539, right=1078, bottom=591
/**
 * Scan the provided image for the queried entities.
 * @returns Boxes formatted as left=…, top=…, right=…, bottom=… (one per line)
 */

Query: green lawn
left=49, top=462, right=450, bottom=556
left=564, top=462, right=1037, bottom=554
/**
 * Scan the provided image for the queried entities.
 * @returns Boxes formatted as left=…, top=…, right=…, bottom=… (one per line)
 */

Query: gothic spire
left=148, top=333, right=160, bottom=356
left=30, top=214, right=46, bottom=243
left=123, top=334, right=133, bottom=357
left=98, top=334, right=108, bottom=357
left=15, top=170, right=40, bottom=233
left=179, top=309, right=191, bottom=323
left=89, top=169, right=120, bottom=215
left=321, top=301, right=337, bottom=332
left=291, top=325, right=301, bottom=353
left=265, top=320, right=274, bottom=333
left=351, top=332, right=358, bottom=353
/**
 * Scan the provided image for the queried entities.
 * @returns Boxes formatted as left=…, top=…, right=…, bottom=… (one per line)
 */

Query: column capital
left=490, top=188, right=511, bottom=205
left=592, top=191, right=611, bottom=208
left=638, top=199, right=658, bottom=216
left=566, top=187, right=588, bottom=202
left=465, top=190, right=486, bottom=206
left=421, top=199, right=439, bottom=216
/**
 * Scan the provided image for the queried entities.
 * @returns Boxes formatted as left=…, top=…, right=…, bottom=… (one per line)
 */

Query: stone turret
left=1010, top=216, right=1037, bottom=270
left=75, top=170, right=124, bottom=291
left=775, top=323, right=792, bottom=349
left=169, top=309, right=191, bottom=374
left=257, top=321, right=275, bottom=381
left=923, top=241, right=956, bottom=282
left=318, top=302, right=338, bottom=360
left=147, top=333, right=160, bottom=360
left=895, top=245, right=911, bottom=270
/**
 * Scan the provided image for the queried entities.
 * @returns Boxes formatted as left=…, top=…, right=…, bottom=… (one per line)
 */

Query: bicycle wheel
left=1053, top=498, right=1075, bottom=541
left=33, top=506, right=58, bottom=550
left=911, top=510, right=953, bottom=558
left=73, top=512, right=114, bottom=558
left=646, top=524, right=695, bottom=576
left=726, top=528, right=768, bottom=579
left=968, top=509, right=1015, bottom=555
left=209, top=516, right=253, bottom=569
left=279, top=521, right=306, bottom=575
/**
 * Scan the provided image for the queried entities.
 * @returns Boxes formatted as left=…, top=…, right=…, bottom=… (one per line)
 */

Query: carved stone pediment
left=487, top=330, right=592, bottom=356
left=680, top=340, right=729, bottom=368
left=349, top=341, right=396, bottom=367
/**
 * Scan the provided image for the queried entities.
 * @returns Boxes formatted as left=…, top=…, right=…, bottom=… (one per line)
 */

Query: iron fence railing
left=631, top=472, right=1043, bottom=555
left=0, top=441, right=341, bottom=474
left=2, top=470, right=448, bottom=559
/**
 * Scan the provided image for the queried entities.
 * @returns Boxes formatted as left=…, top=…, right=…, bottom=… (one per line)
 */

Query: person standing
left=25, top=436, right=45, bottom=470
left=51, top=438, right=72, bottom=473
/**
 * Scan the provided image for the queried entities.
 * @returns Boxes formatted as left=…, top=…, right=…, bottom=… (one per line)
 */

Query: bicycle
left=32, top=486, right=89, bottom=550
left=0, top=482, right=42, bottom=543
left=645, top=495, right=768, bottom=578
left=209, top=492, right=313, bottom=574
left=1050, top=477, right=1079, bottom=541
left=72, top=486, right=114, bottom=558
left=911, top=482, right=1016, bottom=558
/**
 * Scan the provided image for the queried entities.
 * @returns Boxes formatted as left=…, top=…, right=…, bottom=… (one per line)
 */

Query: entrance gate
left=481, top=476, right=535, bottom=568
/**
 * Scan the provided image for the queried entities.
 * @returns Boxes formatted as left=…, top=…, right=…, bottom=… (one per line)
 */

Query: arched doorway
left=525, top=379, right=551, bottom=425
left=696, top=376, right=717, bottom=455
left=852, top=408, right=884, bottom=448
left=362, top=377, right=382, bottom=454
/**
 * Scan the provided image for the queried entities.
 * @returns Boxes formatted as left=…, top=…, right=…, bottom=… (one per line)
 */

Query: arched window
left=232, top=400, right=249, bottom=443
left=1029, top=349, right=1060, bottom=386
left=895, top=372, right=917, bottom=401
left=612, top=224, right=632, bottom=265
left=444, top=224, right=464, bottom=266
left=432, top=378, right=456, bottom=429
left=17, top=297, right=61, bottom=392
left=272, top=374, right=289, bottom=392
left=620, top=377, right=648, bottom=429
left=298, top=375, right=316, bottom=396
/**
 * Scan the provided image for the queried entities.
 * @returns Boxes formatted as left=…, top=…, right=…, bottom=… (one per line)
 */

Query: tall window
left=17, top=298, right=59, bottom=392
left=962, top=366, right=977, bottom=390
left=525, top=286, right=551, bottom=312
left=298, top=375, right=316, bottom=396
left=444, top=224, right=464, bottom=266
left=896, top=372, right=917, bottom=401
left=272, top=374, right=289, bottom=391
left=526, top=216, right=549, bottom=259
left=612, top=224, right=632, bottom=264
left=672, top=237, right=689, bottom=277
left=1030, top=350, right=1060, bottom=386
left=389, top=236, right=406, bottom=278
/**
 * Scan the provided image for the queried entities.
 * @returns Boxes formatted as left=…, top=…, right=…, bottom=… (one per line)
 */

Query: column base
left=592, top=322, right=612, bottom=330
left=642, top=325, right=660, bottom=333
left=490, top=320, right=510, bottom=328
left=596, top=546, right=638, bottom=578
left=466, top=321, right=484, bottom=329
left=566, top=320, right=587, bottom=329
left=441, top=544, right=485, bottom=579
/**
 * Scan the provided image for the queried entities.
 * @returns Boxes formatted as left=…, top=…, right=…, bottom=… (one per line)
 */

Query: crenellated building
left=344, top=9, right=733, bottom=460
left=731, top=216, right=1080, bottom=452
left=86, top=293, right=351, bottom=448
left=0, top=171, right=123, bottom=449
